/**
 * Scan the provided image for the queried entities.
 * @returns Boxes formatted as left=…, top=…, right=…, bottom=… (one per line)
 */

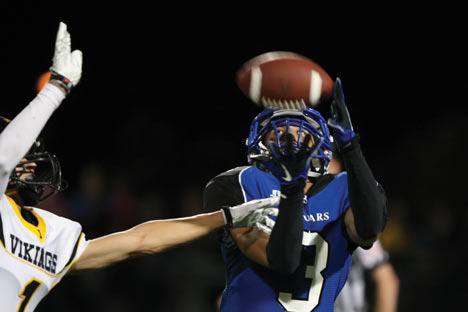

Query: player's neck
left=304, top=181, right=313, bottom=194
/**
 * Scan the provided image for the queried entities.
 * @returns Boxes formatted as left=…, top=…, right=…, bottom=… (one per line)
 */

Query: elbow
left=355, top=205, right=388, bottom=243
left=354, top=225, right=382, bottom=247
left=356, top=226, right=381, bottom=244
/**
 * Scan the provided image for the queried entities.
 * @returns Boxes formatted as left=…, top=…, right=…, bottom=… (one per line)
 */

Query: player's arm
left=230, top=227, right=270, bottom=267
left=0, top=22, right=82, bottom=195
left=230, top=183, right=303, bottom=274
left=328, top=79, right=387, bottom=247
left=204, top=174, right=274, bottom=270
left=72, top=197, right=278, bottom=270
left=209, top=138, right=307, bottom=275
left=372, top=262, right=399, bottom=312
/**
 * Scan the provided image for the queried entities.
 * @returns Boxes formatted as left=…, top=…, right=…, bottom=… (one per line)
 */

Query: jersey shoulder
left=331, top=171, right=348, bottom=187
left=203, top=166, right=250, bottom=212
left=33, top=207, right=83, bottom=241
left=321, top=172, right=349, bottom=197
left=207, top=166, right=249, bottom=186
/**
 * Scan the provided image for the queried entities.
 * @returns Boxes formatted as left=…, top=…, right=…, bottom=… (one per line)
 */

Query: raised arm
left=0, top=22, right=82, bottom=195
left=328, top=78, right=388, bottom=246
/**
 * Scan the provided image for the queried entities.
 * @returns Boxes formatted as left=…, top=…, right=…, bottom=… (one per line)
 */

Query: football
left=236, top=51, right=334, bottom=109
left=36, top=71, right=51, bottom=93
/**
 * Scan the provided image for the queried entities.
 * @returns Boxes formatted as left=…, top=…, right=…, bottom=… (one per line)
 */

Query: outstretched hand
left=327, top=78, right=357, bottom=150
left=223, top=196, right=280, bottom=228
left=49, top=22, right=83, bottom=94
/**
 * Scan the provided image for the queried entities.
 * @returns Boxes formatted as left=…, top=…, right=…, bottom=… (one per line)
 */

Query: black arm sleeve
left=341, top=136, right=388, bottom=242
left=266, top=180, right=305, bottom=274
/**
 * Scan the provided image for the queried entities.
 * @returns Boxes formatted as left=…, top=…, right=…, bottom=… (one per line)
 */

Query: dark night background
left=2, top=4, right=468, bottom=311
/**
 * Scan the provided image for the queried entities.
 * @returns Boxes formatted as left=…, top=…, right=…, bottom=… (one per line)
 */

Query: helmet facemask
left=5, top=138, right=66, bottom=207
left=247, top=109, right=333, bottom=180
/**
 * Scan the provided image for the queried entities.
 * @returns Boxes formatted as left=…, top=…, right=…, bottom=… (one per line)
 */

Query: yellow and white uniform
left=0, top=195, right=88, bottom=312
left=0, top=83, right=82, bottom=311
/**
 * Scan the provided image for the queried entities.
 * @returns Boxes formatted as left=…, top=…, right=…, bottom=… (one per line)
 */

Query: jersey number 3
left=278, top=232, right=329, bottom=311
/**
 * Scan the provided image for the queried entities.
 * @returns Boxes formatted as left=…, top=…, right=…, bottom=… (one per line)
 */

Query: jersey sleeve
left=203, top=168, right=247, bottom=251
left=0, top=84, right=65, bottom=196
left=55, top=219, right=88, bottom=275
left=33, top=208, right=89, bottom=276
left=203, top=168, right=246, bottom=212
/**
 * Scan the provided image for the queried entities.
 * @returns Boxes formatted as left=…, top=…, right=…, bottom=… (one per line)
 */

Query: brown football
left=236, top=51, right=333, bottom=109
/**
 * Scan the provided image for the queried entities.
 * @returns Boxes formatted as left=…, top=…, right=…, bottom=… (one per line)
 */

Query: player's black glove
left=327, top=78, right=357, bottom=150
left=268, top=133, right=319, bottom=185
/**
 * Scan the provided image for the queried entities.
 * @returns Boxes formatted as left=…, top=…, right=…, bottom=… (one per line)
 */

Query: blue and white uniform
left=204, top=166, right=357, bottom=312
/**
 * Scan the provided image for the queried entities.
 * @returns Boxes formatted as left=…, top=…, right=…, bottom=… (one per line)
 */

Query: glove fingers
left=241, top=196, right=280, bottom=211
left=269, top=196, right=280, bottom=207
left=264, top=217, right=276, bottom=228
left=55, top=22, right=68, bottom=47
left=333, top=78, right=346, bottom=110
left=327, top=118, right=345, bottom=133
left=262, top=207, right=279, bottom=217
left=299, top=134, right=312, bottom=155
left=56, top=26, right=71, bottom=55
left=284, top=132, right=295, bottom=156
left=71, top=50, right=83, bottom=68
left=330, top=99, right=339, bottom=120
left=254, top=197, right=279, bottom=208
left=332, top=78, right=353, bottom=128
left=267, top=141, right=282, bottom=159
left=255, top=222, right=272, bottom=235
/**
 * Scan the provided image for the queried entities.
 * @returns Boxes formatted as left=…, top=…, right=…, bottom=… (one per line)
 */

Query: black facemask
left=9, top=152, right=67, bottom=206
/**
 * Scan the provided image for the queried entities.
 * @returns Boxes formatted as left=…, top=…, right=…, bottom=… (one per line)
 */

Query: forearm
left=266, top=181, right=304, bottom=274
left=231, top=228, right=269, bottom=267
left=373, top=264, right=400, bottom=312
left=74, top=211, right=224, bottom=270
left=133, top=211, right=224, bottom=253
left=0, top=84, right=65, bottom=193
left=342, top=138, right=387, bottom=241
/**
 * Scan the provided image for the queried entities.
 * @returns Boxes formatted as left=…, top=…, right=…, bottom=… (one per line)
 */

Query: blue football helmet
left=246, top=108, right=333, bottom=178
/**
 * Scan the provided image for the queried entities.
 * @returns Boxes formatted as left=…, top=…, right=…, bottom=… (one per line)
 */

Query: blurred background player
left=0, top=22, right=279, bottom=311
left=329, top=155, right=399, bottom=312
left=334, top=240, right=399, bottom=312
left=203, top=78, right=388, bottom=311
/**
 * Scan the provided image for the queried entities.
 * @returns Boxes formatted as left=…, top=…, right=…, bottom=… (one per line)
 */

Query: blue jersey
left=204, top=166, right=355, bottom=312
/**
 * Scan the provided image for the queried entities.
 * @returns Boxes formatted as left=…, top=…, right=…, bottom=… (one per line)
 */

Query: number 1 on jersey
left=17, top=278, right=42, bottom=312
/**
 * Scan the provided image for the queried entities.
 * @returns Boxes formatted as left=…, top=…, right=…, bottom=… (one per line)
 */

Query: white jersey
left=0, top=195, right=88, bottom=312
left=334, top=240, right=388, bottom=312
